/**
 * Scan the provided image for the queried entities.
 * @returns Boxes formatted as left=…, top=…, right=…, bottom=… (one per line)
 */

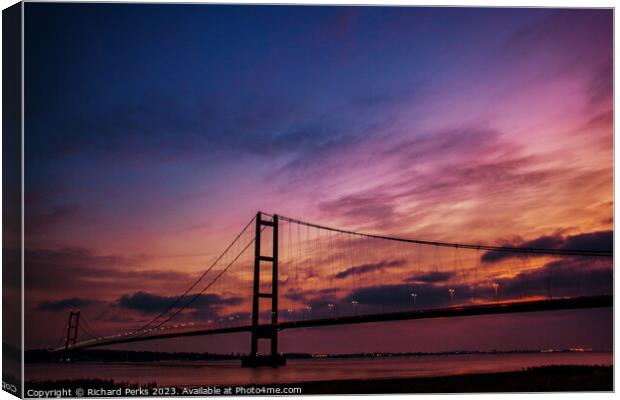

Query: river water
left=25, top=352, right=612, bottom=386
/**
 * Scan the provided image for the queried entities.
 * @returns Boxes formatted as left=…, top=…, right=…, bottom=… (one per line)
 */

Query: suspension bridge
left=52, top=212, right=613, bottom=367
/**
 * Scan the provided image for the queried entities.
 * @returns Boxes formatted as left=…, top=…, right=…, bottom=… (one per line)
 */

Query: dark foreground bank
left=299, top=365, right=613, bottom=393
left=25, top=365, right=612, bottom=396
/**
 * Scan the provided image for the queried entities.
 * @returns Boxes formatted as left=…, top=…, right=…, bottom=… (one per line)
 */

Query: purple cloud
left=334, top=259, right=406, bottom=279
left=405, top=271, right=455, bottom=284
left=37, top=297, right=97, bottom=312
left=117, top=291, right=243, bottom=320
left=481, top=231, right=612, bottom=263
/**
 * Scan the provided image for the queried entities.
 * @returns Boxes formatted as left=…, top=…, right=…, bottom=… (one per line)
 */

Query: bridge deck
left=59, top=295, right=612, bottom=351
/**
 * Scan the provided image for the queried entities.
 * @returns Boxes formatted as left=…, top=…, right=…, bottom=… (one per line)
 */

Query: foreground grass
left=25, top=365, right=612, bottom=395
left=296, top=365, right=612, bottom=393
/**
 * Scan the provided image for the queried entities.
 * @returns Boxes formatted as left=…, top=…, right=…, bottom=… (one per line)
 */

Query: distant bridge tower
left=64, top=310, right=80, bottom=350
left=63, top=310, right=80, bottom=360
left=242, top=212, right=285, bottom=367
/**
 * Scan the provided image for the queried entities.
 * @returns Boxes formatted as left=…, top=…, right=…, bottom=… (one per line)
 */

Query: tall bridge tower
left=61, top=310, right=81, bottom=362
left=242, top=212, right=286, bottom=367
left=64, top=310, right=80, bottom=350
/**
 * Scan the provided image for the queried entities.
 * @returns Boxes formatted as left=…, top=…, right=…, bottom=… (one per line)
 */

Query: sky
left=20, top=4, right=613, bottom=353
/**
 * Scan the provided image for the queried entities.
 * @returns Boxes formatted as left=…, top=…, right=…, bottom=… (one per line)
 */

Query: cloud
left=30, top=89, right=363, bottom=171
left=24, top=246, right=208, bottom=336
left=116, top=291, right=243, bottom=319
left=26, top=204, right=83, bottom=234
left=344, top=283, right=470, bottom=310
left=490, top=257, right=612, bottom=300
left=503, top=9, right=611, bottom=69
left=97, top=315, right=136, bottom=324
left=404, top=271, right=454, bottom=284
left=318, top=192, right=402, bottom=231
left=25, top=247, right=193, bottom=294
left=563, top=231, right=613, bottom=252
left=284, top=287, right=341, bottom=304
left=307, top=124, right=560, bottom=238
left=338, top=256, right=612, bottom=314
left=481, top=230, right=612, bottom=263
left=37, top=297, right=97, bottom=311
left=587, top=58, right=613, bottom=106
left=382, top=128, right=504, bottom=166
left=334, top=259, right=406, bottom=279
left=282, top=287, right=344, bottom=320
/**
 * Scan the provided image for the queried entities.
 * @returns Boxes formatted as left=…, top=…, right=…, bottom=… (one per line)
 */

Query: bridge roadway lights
left=241, top=354, right=286, bottom=367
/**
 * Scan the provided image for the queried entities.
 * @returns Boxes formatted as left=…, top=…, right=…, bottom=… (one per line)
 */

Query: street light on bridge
left=351, top=300, right=359, bottom=314
left=492, top=283, right=500, bottom=302
left=448, top=288, right=455, bottom=302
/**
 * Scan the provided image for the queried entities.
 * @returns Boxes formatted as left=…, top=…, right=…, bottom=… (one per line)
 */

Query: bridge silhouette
left=53, top=212, right=613, bottom=367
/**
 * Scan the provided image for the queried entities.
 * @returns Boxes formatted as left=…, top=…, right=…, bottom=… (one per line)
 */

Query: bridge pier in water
left=241, top=212, right=286, bottom=368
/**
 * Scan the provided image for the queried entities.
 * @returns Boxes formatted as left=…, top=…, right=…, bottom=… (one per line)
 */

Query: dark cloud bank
left=481, top=230, right=612, bottom=263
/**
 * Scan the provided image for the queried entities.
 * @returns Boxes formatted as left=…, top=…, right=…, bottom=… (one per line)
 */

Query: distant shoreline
left=25, top=347, right=612, bottom=363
